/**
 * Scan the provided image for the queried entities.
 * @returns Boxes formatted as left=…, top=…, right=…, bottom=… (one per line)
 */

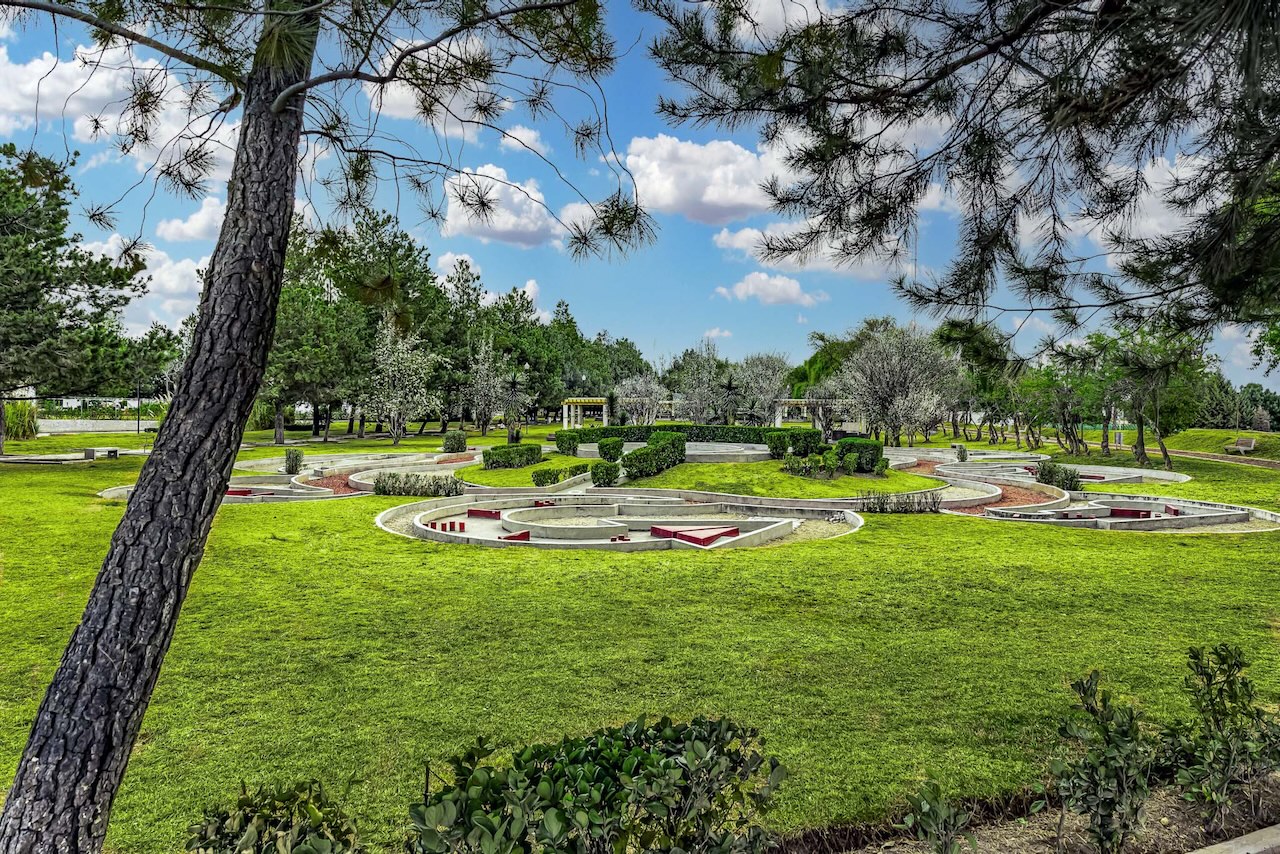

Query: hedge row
left=442, top=430, right=468, bottom=453
left=590, top=461, right=620, bottom=486
left=481, top=443, right=543, bottom=470
left=621, top=431, right=686, bottom=479
left=834, top=436, right=883, bottom=473
left=373, top=472, right=465, bottom=497
left=530, top=463, right=591, bottom=487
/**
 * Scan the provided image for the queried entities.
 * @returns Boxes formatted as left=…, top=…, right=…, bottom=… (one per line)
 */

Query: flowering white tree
left=363, top=319, right=440, bottom=446
left=614, top=374, right=668, bottom=425
left=806, top=370, right=859, bottom=439
left=734, top=352, right=791, bottom=425
left=467, top=337, right=505, bottom=436
left=845, top=324, right=957, bottom=446
left=677, top=337, right=724, bottom=424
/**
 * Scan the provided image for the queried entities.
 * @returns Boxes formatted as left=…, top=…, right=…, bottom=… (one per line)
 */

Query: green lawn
left=3, top=456, right=1280, bottom=851
left=2, top=431, right=158, bottom=454
left=1162, top=428, right=1280, bottom=461
left=628, top=460, right=940, bottom=498
left=1053, top=451, right=1280, bottom=513
left=455, top=452, right=575, bottom=487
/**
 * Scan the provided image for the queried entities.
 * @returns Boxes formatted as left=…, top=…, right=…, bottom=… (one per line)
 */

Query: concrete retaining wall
left=39, top=419, right=158, bottom=434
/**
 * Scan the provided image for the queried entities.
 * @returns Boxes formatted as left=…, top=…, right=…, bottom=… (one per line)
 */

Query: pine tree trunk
left=1134, top=411, right=1149, bottom=465
left=1100, top=409, right=1111, bottom=456
left=0, top=399, right=7, bottom=456
left=346, top=410, right=355, bottom=435
left=274, top=401, right=285, bottom=445
left=323, top=403, right=333, bottom=442
left=0, top=30, right=316, bottom=853
left=311, top=403, right=320, bottom=436
left=357, top=414, right=366, bottom=438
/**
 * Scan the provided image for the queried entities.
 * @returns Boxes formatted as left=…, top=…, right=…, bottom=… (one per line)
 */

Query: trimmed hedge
left=554, top=431, right=580, bottom=456
left=564, top=462, right=590, bottom=478
left=764, top=430, right=790, bottom=459
left=442, top=430, right=467, bottom=453
left=598, top=436, right=624, bottom=462
left=560, top=423, right=807, bottom=445
left=283, top=448, right=304, bottom=475
left=373, top=472, right=465, bottom=497
left=789, top=428, right=823, bottom=457
left=835, top=437, right=884, bottom=473
left=590, top=461, right=620, bottom=486
left=481, top=443, right=543, bottom=470
left=623, top=430, right=687, bottom=480
left=531, top=468, right=563, bottom=487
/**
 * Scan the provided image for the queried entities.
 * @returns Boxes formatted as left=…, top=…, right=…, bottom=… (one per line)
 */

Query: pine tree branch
left=269, top=0, right=581, bottom=112
left=2, top=0, right=241, bottom=84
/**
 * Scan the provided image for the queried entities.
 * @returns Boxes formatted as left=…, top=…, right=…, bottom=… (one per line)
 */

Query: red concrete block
left=534, top=500, right=555, bottom=508
left=468, top=508, right=502, bottom=519
left=458, top=522, right=466, bottom=532
left=429, top=521, right=437, bottom=529
left=225, top=488, right=254, bottom=497
left=1164, top=504, right=1181, bottom=517
left=674, top=527, right=739, bottom=546
left=1110, top=508, right=1151, bottom=519
left=500, top=530, right=530, bottom=541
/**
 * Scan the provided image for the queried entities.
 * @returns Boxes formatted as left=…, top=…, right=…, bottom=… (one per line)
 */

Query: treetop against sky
left=0, top=2, right=1274, bottom=390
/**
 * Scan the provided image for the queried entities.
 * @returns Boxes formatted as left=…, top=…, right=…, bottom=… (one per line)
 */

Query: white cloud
left=500, top=125, right=549, bottom=156
left=436, top=251, right=480, bottom=276
left=156, top=196, right=225, bottom=242
left=442, top=164, right=566, bottom=248
left=714, top=271, right=829, bottom=307
left=0, top=42, right=239, bottom=181
left=796, top=313, right=808, bottom=324
left=480, top=278, right=551, bottom=323
left=713, top=222, right=910, bottom=278
left=83, top=234, right=207, bottom=333
left=362, top=37, right=500, bottom=141
left=1217, top=323, right=1260, bottom=369
left=704, top=327, right=732, bottom=339
left=623, top=134, right=787, bottom=225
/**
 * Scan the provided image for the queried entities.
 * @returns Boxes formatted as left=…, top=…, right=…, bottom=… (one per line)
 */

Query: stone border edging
left=1185, top=824, right=1280, bottom=854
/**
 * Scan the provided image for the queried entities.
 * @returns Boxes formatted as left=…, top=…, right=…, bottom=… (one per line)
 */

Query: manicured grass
left=628, top=460, right=941, bottom=497
left=3, top=456, right=1280, bottom=852
left=1162, top=428, right=1280, bottom=461
left=1054, top=451, right=1280, bottom=513
left=455, top=452, right=574, bottom=487
left=2, top=431, right=157, bottom=454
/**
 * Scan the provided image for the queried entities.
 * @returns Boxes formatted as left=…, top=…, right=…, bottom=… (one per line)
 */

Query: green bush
left=1161, top=645, right=1280, bottom=830
left=554, top=430, right=580, bottom=457
left=781, top=453, right=809, bottom=476
left=820, top=450, right=840, bottom=478
left=598, top=436, right=624, bottom=462
left=563, top=463, right=590, bottom=478
left=186, top=780, right=358, bottom=854
left=590, top=461, right=620, bottom=487
left=374, top=472, right=464, bottom=497
left=406, top=716, right=784, bottom=854
left=856, top=490, right=942, bottom=513
left=567, top=423, right=812, bottom=446
left=1052, top=671, right=1154, bottom=854
left=899, top=779, right=976, bottom=854
left=442, top=430, right=467, bottom=453
left=1036, top=461, right=1082, bottom=491
left=621, top=431, right=687, bottom=480
left=955, top=444, right=968, bottom=462
left=789, top=428, right=822, bottom=456
left=481, top=443, right=543, bottom=470
left=764, top=430, right=790, bottom=459
left=3, top=400, right=38, bottom=441
left=531, top=468, right=563, bottom=487
left=874, top=457, right=890, bottom=476
left=284, top=448, right=304, bottom=476
left=620, top=446, right=660, bottom=479
left=835, top=437, right=884, bottom=473
left=247, top=399, right=278, bottom=432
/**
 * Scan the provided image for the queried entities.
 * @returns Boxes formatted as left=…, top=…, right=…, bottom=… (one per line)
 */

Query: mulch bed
left=902, top=462, right=1053, bottom=515
left=304, top=474, right=363, bottom=495
left=824, top=779, right=1280, bottom=854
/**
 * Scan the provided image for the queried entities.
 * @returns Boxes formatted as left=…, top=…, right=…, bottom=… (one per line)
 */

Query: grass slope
left=1162, top=428, right=1280, bottom=461
left=455, top=452, right=573, bottom=487
left=629, top=460, right=940, bottom=497
left=1053, top=451, right=1280, bottom=513
left=2, top=457, right=1280, bottom=851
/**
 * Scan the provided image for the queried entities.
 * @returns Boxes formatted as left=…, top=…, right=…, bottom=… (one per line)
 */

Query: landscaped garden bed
left=627, top=460, right=941, bottom=498
left=455, top=452, right=574, bottom=487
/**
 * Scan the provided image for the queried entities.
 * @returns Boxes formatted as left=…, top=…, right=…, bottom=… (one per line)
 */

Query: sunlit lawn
left=628, top=460, right=941, bottom=497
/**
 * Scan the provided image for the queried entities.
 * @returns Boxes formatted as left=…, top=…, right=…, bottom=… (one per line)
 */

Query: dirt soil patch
left=305, top=474, right=363, bottom=495
left=832, top=780, right=1280, bottom=854
left=949, top=484, right=1051, bottom=515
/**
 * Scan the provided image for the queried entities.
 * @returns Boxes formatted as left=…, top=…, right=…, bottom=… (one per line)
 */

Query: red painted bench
left=225, top=488, right=254, bottom=497
left=1110, top=508, right=1151, bottom=519
left=500, top=530, right=530, bottom=541
left=467, top=508, right=502, bottom=519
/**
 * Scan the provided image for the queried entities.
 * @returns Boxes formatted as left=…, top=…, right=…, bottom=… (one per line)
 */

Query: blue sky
left=2, top=5, right=1276, bottom=390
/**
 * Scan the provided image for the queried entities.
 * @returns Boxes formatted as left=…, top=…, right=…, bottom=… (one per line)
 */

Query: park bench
left=83, top=447, right=120, bottom=461
left=1224, top=437, right=1256, bottom=455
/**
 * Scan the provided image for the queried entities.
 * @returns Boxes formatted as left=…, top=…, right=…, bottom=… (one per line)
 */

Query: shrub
left=821, top=449, right=840, bottom=478
left=554, top=430, right=580, bottom=457
left=531, top=468, right=563, bottom=487
left=1036, top=461, right=1082, bottom=492
left=648, top=430, right=686, bottom=468
left=874, top=457, right=890, bottom=476
left=781, top=453, right=807, bottom=476
left=3, top=400, right=38, bottom=441
left=857, top=490, right=942, bottom=513
left=481, top=443, right=543, bottom=470
left=1161, top=645, right=1280, bottom=828
left=955, top=444, right=968, bottom=462
left=836, top=437, right=884, bottom=473
left=1052, top=671, right=1154, bottom=854
left=569, top=423, right=819, bottom=446
left=442, top=430, right=467, bottom=453
left=283, top=448, right=304, bottom=475
left=186, top=780, right=358, bottom=854
left=764, top=430, right=790, bottom=459
left=563, top=463, right=590, bottom=478
left=590, top=461, right=620, bottom=487
left=789, top=428, right=822, bottom=457
left=598, top=436, right=624, bottom=462
left=374, top=472, right=465, bottom=497
left=621, top=446, right=660, bottom=479
left=406, top=716, right=784, bottom=854
left=899, top=780, right=976, bottom=854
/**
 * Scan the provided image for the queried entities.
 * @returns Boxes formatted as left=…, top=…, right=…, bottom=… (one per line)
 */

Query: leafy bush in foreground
left=835, top=437, right=884, bottom=473
left=1052, top=671, right=1154, bottom=854
left=186, top=780, right=358, bottom=854
left=1036, top=460, right=1082, bottom=492
left=899, top=779, right=976, bottom=854
left=3, top=400, right=38, bottom=441
left=482, top=443, right=543, bottom=470
left=857, top=490, right=941, bottom=513
left=554, top=430, right=580, bottom=457
left=598, top=436, right=624, bottom=462
left=284, top=448, right=304, bottom=476
left=407, top=716, right=784, bottom=854
left=442, top=430, right=467, bottom=454
left=764, top=430, right=790, bottom=459
left=374, top=472, right=464, bottom=497
left=531, top=468, right=563, bottom=487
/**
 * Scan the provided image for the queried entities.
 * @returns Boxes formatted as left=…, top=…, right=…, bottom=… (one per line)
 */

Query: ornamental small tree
left=362, top=318, right=440, bottom=445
